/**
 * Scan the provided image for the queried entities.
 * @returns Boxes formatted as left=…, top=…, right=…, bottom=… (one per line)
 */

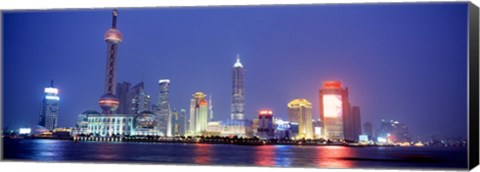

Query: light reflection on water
left=315, top=146, right=355, bottom=168
left=193, top=144, right=212, bottom=164
left=3, top=139, right=467, bottom=169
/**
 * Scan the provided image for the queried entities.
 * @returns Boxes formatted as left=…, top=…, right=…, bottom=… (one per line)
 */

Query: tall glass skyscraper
left=178, top=109, right=187, bottom=136
left=156, top=79, right=172, bottom=136
left=130, top=82, right=151, bottom=115
left=189, top=92, right=208, bottom=136
left=39, top=80, right=60, bottom=131
left=288, top=98, right=314, bottom=139
left=231, top=54, right=245, bottom=120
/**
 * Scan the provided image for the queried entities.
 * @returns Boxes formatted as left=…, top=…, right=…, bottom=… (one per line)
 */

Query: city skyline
left=3, top=3, right=468, bottom=139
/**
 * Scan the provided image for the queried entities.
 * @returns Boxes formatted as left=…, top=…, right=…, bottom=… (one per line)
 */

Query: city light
left=44, top=87, right=58, bottom=94
left=377, top=137, right=387, bottom=143
left=323, top=81, right=342, bottom=88
left=323, top=95, right=342, bottom=118
left=259, top=110, right=273, bottom=115
left=159, top=79, right=170, bottom=83
left=45, top=95, right=60, bottom=101
left=359, top=135, right=369, bottom=142
left=19, top=128, right=32, bottom=134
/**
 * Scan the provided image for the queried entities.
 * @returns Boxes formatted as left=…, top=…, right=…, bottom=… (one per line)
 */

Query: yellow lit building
left=188, top=92, right=208, bottom=136
left=288, top=98, right=313, bottom=139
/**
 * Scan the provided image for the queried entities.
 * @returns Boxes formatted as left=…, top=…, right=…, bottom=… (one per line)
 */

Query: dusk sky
left=3, top=3, right=469, bottom=139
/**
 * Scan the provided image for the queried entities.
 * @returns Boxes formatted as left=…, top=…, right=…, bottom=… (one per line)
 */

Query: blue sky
left=3, top=3, right=469, bottom=139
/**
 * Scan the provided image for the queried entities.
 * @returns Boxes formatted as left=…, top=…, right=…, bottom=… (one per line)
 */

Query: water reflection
left=31, top=139, right=65, bottom=161
left=316, top=146, right=355, bottom=168
left=193, top=143, right=212, bottom=164
left=273, top=145, right=292, bottom=166
left=92, top=142, right=123, bottom=160
left=254, top=146, right=276, bottom=166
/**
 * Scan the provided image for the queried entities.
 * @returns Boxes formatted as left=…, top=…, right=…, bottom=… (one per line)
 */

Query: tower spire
left=50, top=79, right=54, bottom=87
left=112, top=9, right=118, bottom=29
left=233, top=53, right=243, bottom=68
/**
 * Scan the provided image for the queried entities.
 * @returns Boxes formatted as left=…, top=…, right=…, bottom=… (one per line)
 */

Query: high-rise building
left=231, top=54, right=245, bottom=120
left=188, top=92, right=208, bottom=136
left=177, top=109, right=187, bottom=136
left=115, top=81, right=131, bottom=114
left=350, top=106, right=362, bottom=141
left=363, top=122, right=374, bottom=140
left=257, top=110, right=275, bottom=139
left=156, top=79, right=172, bottom=136
left=171, top=109, right=179, bottom=136
left=312, top=119, right=322, bottom=139
left=208, top=95, right=214, bottom=121
left=319, top=81, right=350, bottom=141
left=130, top=82, right=151, bottom=115
left=288, top=98, right=314, bottom=139
left=99, top=9, right=122, bottom=114
left=39, top=80, right=60, bottom=130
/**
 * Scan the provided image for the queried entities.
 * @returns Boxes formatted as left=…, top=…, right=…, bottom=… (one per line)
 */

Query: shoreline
left=3, top=136, right=400, bottom=148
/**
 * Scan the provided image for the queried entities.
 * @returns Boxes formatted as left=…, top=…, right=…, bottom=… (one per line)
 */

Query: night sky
left=3, top=3, right=469, bottom=139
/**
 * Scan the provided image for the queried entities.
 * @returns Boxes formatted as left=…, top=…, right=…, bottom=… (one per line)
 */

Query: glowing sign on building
left=45, top=95, right=60, bottom=101
left=323, top=81, right=342, bottom=88
left=259, top=110, right=273, bottom=115
left=44, top=88, right=58, bottom=94
left=19, top=128, right=32, bottom=134
left=323, top=95, right=342, bottom=118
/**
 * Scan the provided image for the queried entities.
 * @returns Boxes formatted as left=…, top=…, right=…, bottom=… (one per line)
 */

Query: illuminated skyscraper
left=288, top=98, right=314, bottom=139
left=319, top=81, right=350, bottom=141
left=178, top=109, right=187, bottom=136
left=257, top=110, right=274, bottom=139
left=231, top=54, right=245, bottom=120
left=156, top=79, right=172, bottom=136
left=171, top=109, right=179, bottom=136
left=130, top=82, right=151, bottom=114
left=208, top=95, right=214, bottom=121
left=99, top=9, right=122, bottom=114
left=188, top=92, right=208, bottom=136
left=39, top=80, right=60, bottom=130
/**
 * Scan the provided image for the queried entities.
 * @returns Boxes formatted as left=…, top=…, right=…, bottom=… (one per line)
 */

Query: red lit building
left=257, top=110, right=274, bottom=139
left=319, top=81, right=353, bottom=141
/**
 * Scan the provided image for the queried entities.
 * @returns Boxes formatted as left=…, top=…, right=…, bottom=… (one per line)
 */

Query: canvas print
left=1, top=2, right=476, bottom=170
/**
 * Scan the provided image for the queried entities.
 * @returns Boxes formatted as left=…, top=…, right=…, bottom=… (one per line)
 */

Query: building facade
left=130, top=82, right=151, bottom=115
left=288, top=98, right=314, bottom=139
left=363, top=122, right=374, bottom=140
left=188, top=92, right=208, bottom=136
left=178, top=109, right=187, bottom=136
left=231, top=54, right=245, bottom=120
left=75, top=110, right=160, bottom=137
left=39, top=80, right=60, bottom=131
left=115, top=81, right=131, bottom=114
left=221, top=119, right=253, bottom=137
left=319, top=81, right=350, bottom=141
left=156, top=79, right=172, bottom=136
left=257, top=110, right=275, bottom=139
left=350, top=106, right=362, bottom=141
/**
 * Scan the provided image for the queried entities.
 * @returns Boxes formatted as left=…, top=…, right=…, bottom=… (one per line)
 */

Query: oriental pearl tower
left=99, top=9, right=123, bottom=114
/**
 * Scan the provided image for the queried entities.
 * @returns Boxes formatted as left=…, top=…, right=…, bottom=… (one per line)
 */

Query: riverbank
left=3, top=135, right=395, bottom=147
